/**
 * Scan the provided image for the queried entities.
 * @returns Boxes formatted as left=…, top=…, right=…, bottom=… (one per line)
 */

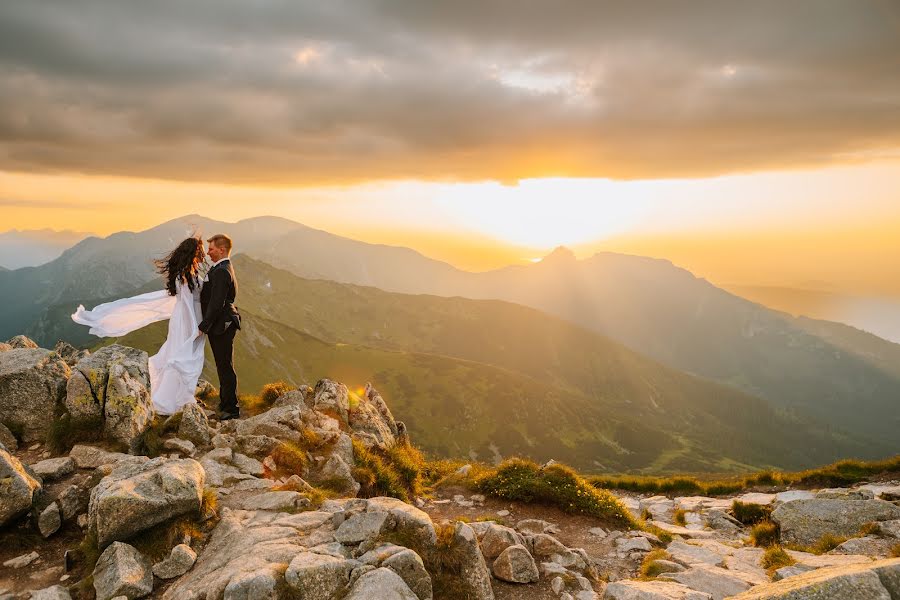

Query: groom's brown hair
left=207, top=233, right=232, bottom=253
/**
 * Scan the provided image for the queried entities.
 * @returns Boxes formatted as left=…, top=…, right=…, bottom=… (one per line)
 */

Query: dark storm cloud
left=0, top=0, right=898, bottom=184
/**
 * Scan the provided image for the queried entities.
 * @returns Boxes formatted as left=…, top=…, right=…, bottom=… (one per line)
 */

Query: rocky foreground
left=0, top=335, right=899, bottom=600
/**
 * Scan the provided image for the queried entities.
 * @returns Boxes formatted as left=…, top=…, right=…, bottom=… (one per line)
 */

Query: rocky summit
left=1, top=335, right=900, bottom=600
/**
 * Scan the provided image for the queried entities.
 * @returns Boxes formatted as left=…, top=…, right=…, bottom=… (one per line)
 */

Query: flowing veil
left=71, top=278, right=206, bottom=415
left=72, top=290, right=177, bottom=337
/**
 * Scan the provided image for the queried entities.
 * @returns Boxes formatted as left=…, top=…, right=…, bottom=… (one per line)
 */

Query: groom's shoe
left=219, top=410, right=240, bottom=421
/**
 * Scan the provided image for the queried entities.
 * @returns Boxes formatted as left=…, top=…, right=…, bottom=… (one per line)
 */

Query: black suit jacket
left=199, top=259, right=241, bottom=335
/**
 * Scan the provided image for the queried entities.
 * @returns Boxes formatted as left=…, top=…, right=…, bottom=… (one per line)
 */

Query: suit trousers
left=209, top=325, right=239, bottom=414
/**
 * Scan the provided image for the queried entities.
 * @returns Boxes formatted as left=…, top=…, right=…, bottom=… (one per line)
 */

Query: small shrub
left=673, top=508, right=687, bottom=526
left=473, top=458, right=638, bottom=528
left=761, top=545, right=795, bottom=574
left=732, top=500, right=773, bottom=526
left=750, top=520, right=780, bottom=547
left=639, top=549, right=672, bottom=579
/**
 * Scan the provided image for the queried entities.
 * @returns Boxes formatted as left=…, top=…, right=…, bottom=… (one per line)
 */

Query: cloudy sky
left=1, top=1, right=899, bottom=293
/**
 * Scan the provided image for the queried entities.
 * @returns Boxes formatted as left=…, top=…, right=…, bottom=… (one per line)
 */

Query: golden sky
left=1, top=2, right=899, bottom=296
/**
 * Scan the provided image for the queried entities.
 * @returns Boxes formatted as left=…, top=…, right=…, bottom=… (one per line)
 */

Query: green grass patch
left=750, top=521, right=780, bottom=547
left=588, top=455, right=900, bottom=497
left=473, top=457, right=638, bottom=529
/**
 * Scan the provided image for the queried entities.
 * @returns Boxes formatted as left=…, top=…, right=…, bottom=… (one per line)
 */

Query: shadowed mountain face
left=4, top=214, right=900, bottom=457
left=109, top=257, right=868, bottom=473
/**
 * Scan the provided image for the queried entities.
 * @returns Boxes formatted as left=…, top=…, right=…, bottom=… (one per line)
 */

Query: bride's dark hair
left=154, top=236, right=205, bottom=296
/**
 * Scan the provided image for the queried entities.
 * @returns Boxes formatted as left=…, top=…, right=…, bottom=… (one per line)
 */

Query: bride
left=72, top=236, right=207, bottom=415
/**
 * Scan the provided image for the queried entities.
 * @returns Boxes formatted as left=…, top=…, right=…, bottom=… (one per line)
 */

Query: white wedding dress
left=71, top=278, right=206, bottom=415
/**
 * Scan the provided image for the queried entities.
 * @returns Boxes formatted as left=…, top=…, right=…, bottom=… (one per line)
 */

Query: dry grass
left=750, top=521, right=780, bottom=547
left=673, top=508, right=687, bottom=526
left=351, top=439, right=424, bottom=501
left=761, top=545, right=795, bottom=576
left=890, top=542, right=900, bottom=558
left=639, top=549, right=672, bottom=579
left=732, top=500, right=774, bottom=526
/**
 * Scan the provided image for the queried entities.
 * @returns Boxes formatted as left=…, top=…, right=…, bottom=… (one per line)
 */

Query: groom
left=199, top=234, right=242, bottom=420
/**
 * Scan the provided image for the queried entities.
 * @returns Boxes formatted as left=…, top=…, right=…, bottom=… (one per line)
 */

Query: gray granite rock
left=0, top=348, right=70, bottom=442
left=772, top=498, right=900, bottom=546
left=151, top=544, right=197, bottom=579
left=0, top=444, right=41, bottom=526
left=88, top=457, right=204, bottom=547
left=492, top=544, right=539, bottom=583
left=92, top=542, right=153, bottom=600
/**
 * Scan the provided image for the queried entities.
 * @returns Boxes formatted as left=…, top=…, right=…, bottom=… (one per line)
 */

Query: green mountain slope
left=104, top=256, right=871, bottom=473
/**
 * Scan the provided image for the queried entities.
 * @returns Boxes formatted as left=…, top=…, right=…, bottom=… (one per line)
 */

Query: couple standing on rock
left=72, top=234, right=242, bottom=420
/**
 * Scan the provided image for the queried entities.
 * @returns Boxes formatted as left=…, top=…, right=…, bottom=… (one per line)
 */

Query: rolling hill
left=103, top=255, right=874, bottom=473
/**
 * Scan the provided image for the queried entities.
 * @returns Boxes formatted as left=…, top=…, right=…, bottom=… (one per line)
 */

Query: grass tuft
left=473, top=457, right=638, bottom=529
left=731, top=500, right=773, bottom=526
left=673, top=508, right=687, bottom=526
left=891, top=542, right=900, bottom=558
left=809, top=533, right=847, bottom=555
left=269, top=440, right=310, bottom=479
left=761, top=545, right=795, bottom=575
left=639, top=549, right=672, bottom=579
left=352, top=439, right=412, bottom=501
left=750, top=520, right=780, bottom=547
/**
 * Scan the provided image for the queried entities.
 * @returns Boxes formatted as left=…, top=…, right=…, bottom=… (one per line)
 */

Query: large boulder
left=65, top=345, right=152, bottom=451
left=659, top=563, right=752, bottom=599
left=772, top=498, right=900, bottom=546
left=492, top=544, right=539, bottom=583
left=283, top=551, right=357, bottom=598
left=365, top=497, right=438, bottom=550
left=104, top=362, right=154, bottom=451
left=178, top=402, right=211, bottom=447
left=443, top=522, right=494, bottom=600
left=345, top=567, right=418, bottom=600
left=162, top=508, right=337, bottom=599
left=92, top=542, right=153, bottom=600
left=729, top=557, right=900, bottom=599
left=88, top=457, right=205, bottom=547
left=348, top=383, right=398, bottom=449
left=0, top=347, right=70, bottom=442
left=312, top=379, right=350, bottom=425
left=604, top=580, right=713, bottom=599
left=0, top=444, right=41, bottom=526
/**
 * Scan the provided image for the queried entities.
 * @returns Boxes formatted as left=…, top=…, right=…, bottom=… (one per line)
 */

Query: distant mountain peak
left=540, top=246, right=577, bottom=264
